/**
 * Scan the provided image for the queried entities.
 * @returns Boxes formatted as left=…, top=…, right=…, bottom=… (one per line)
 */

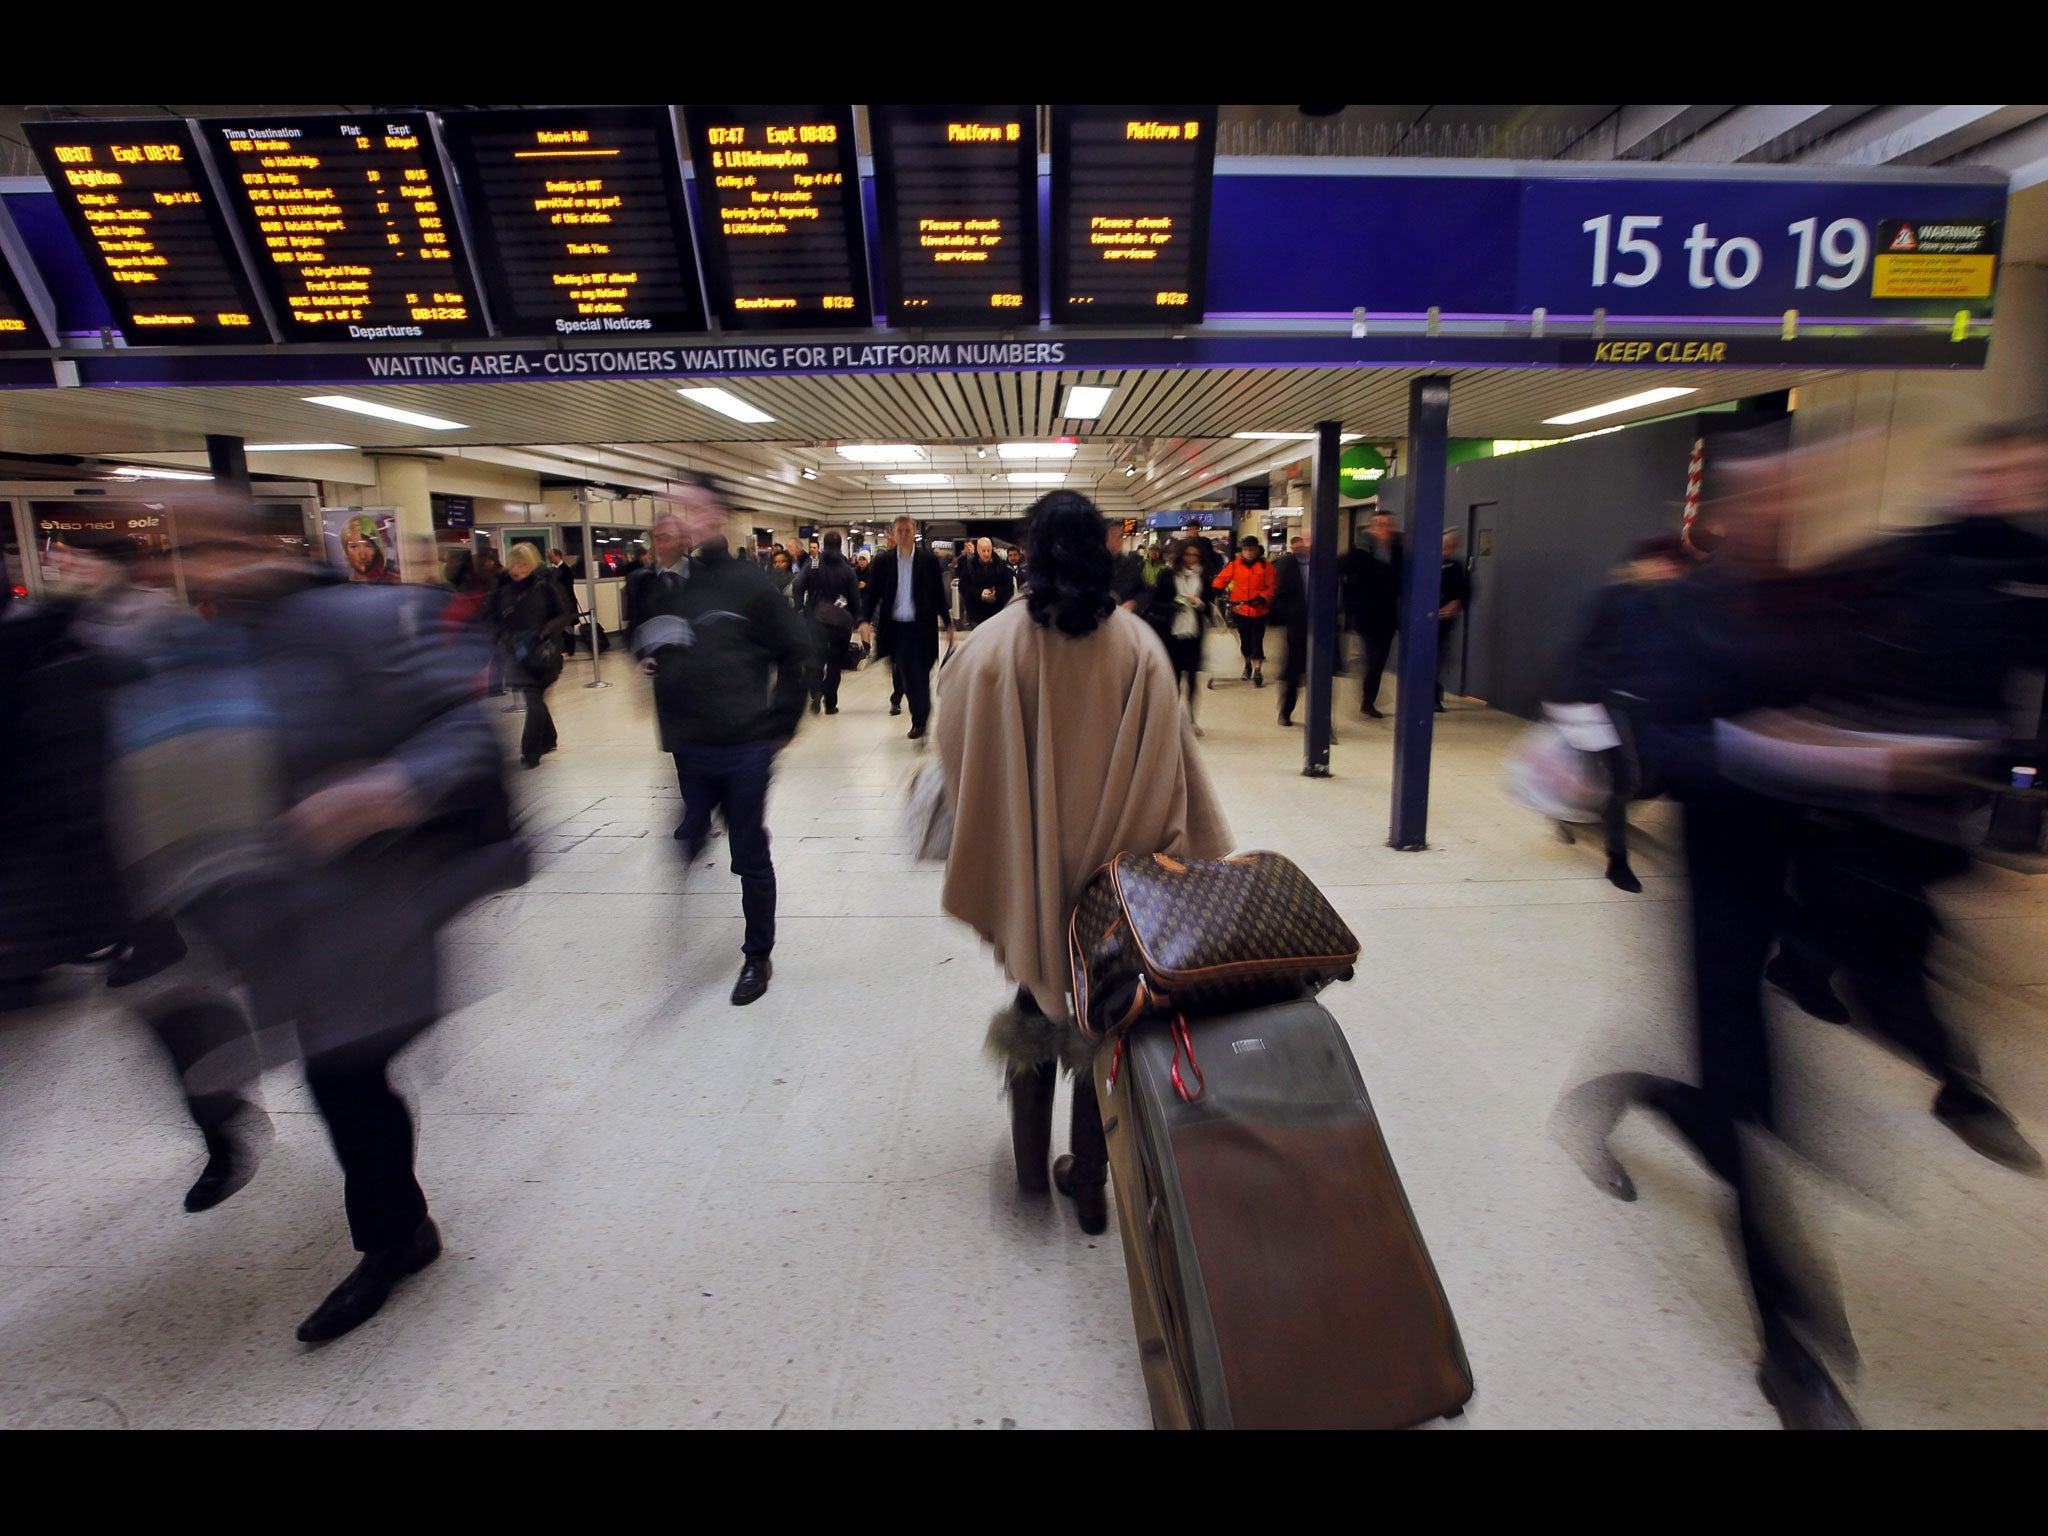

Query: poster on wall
left=322, top=507, right=403, bottom=584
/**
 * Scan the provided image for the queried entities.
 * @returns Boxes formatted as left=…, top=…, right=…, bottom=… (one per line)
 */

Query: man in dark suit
left=1437, top=529, right=1471, bottom=712
left=862, top=514, right=953, bottom=741
left=1343, top=510, right=1403, bottom=717
left=1272, top=533, right=1311, bottom=727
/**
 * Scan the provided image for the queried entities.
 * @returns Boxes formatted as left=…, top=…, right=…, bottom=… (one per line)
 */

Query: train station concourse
left=4, top=102, right=2048, bottom=1430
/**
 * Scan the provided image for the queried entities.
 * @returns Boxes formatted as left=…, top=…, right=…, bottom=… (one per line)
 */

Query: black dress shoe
left=1933, top=1083, right=2043, bottom=1173
left=1758, top=1333, right=1861, bottom=1429
left=1605, top=857, right=1644, bottom=894
left=731, top=955, right=773, bottom=1006
left=890, top=699, right=903, bottom=716
left=184, top=1108, right=269, bottom=1213
left=1764, top=954, right=1850, bottom=1024
left=521, top=754, right=540, bottom=769
left=107, top=916, right=188, bottom=988
left=1362, top=704, right=1384, bottom=718
left=810, top=696, right=822, bottom=714
left=1053, top=1154, right=1109, bottom=1235
left=825, top=705, right=839, bottom=715
left=296, top=1219, right=442, bottom=1344
left=1279, top=715, right=1297, bottom=727
left=907, top=724, right=927, bottom=740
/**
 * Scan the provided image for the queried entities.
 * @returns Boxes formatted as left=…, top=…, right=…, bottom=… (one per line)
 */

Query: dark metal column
left=1390, top=376, right=1450, bottom=850
left=1304, top=419, right=1341, bottom=778
left=204, top=434, right=249, bottom=494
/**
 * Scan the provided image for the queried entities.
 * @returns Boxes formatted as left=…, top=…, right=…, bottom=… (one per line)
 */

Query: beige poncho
left=936, top=602, right=1233, bottom=1019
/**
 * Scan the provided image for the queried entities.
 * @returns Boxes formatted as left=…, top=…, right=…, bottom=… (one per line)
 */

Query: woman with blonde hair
left=936, top=491, right=1230, bottom=1233
left=489, top=542, right=573, bottom=768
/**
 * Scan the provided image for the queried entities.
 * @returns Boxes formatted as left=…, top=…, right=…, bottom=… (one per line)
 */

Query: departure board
left=1049, top=106, right=1217, bottom=325
left=682, top=106, right=870, bottom=330
left=200, top=113, right=486, bottom=341
left=23, top=118, right=273, bottom=344
left=437, top=106, right=705, bottom=338
left=0, top=200, right=56, bottom=349
left=869, top=105, right=1038, bottom=327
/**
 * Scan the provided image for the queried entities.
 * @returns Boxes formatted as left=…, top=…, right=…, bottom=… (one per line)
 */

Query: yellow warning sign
left=1871, top=253, right=1996, bottom=299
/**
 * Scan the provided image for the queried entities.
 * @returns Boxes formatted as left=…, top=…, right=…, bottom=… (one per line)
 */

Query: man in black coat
left=634, top=476, right=815, bottom=1006
left=862, top=514, right=953, bottom=741
left=1436, top=529, right=1471, bottom=712
left=959, top=536, right=1015, bottom=629
left=1342, top=510, right=1403, bottom=717
left=801, top=532, right=861, bottom=715
left=1272, top=533, right=1311, bottom=727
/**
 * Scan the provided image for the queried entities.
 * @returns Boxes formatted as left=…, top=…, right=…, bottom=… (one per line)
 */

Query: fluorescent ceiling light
left=109, top=465, right=212, bottom=481
left=886, top=473, right=951, bottom=487
left=1006, top=472, right=1067, bottom=485
left=246, top=442, right=358, bottom=453
left=677, top=387, right=775, bottom=424
left=1543, top=387, right=1696, bottom=427
left=1062, top=385, right=1114, bottom=419
left=303, top=395, right=468, bottom=431
left=997, top=442, right=1078, bottom=460
left=837, top=444, right=926, bottom=462
left=1230, top=431, right=1363, bottom=442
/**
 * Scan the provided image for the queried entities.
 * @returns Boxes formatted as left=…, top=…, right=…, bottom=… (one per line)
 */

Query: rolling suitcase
left=1095, top=996, right=1473, bottom=1430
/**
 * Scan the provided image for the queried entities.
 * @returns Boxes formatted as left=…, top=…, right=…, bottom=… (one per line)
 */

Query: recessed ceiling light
left=1230, top=431, right=1364, bottom=442
left=837, top=444, right=927, bottom=462
left=1543, top=387, right=1697, bottom=426
left=1006, top=472, right=1067, bottom=485
left=997, top=442, right=1078, bottom=460
left=800, top=467, right=818, bottom=481
left=976, top=446, right=987, bottom=458
left=108, top=465, right=213, bottom=481
left=887, top=473, right=951, bottom=486
left=303, top=396, right=468, bottom=430
left=1062, top=385, right=1114, bottom=420
left=246, top=442, right=357, bottom=453
left=676, top=387, right=775, bottom=424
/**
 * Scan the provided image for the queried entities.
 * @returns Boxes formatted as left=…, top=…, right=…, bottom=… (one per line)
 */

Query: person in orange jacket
left=1212, top=536, right=1276, bottom=686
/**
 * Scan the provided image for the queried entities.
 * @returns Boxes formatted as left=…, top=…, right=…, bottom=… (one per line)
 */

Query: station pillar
left=1304, top=420, right=1341, bottom=778
left=1390, top=377, right=1450, bottom=850
left=371, top=454, right=436, bottom=583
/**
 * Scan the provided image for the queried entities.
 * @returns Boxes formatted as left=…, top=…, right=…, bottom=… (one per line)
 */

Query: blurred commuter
left=1547, top=534, right=1692, bottom=891
left=1272, top=533, right=1312, bottom=727
left=1111, top=534, right=1150, bottom=611
left=633, top=476, right=814, bottom=1006
left=1007, top=545, right=1027, bottom=590
left=1213, top=536, right=1275, bottom=685
left=1343, top=510, right=1403, bottom=717
left=939, top=491, right=1231, bottom=1234
left=862, top=514, right=952, bottom=742
left=165, top=494, right=519, bottom=1344
left=801, top=532, right=860, bottom=715
left=1140, top=539, right=1170, bottom=590
left=441, top=549, right=494, bottom=634
left=767, top=548, right=797, bottom=603
left=475, top=552, right=511, bottom=698
left=1149, top=536, right=1211, bottom=737
left=960, top=536, right=1015, bottom=629
left=489, top=542, right=573, bottom=769
left=1436, top=530, right=1470, bottom=711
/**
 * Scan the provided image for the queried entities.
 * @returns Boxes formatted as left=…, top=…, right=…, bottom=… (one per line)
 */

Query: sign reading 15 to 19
left=1581, top=214, right=1876, bottom=292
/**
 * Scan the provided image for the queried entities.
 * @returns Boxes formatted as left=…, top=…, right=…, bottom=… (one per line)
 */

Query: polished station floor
left=4, top=634, right=2046, bottom=1429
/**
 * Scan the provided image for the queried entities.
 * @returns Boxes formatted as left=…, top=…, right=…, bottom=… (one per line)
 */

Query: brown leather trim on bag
left=1153, top=854, right=1189, bottom=874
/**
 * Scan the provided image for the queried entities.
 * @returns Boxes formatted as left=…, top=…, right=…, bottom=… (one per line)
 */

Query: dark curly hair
left=1023, top=491, right=1115, bottom=636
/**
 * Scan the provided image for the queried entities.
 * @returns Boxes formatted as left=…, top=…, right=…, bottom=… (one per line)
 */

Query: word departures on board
left=1049, top=106, right=1216, bottom=325
left=682, top=106, right=870, bottom=330
left=869, top=106, right=1039, bottom=327
left=200, top=113, right=486, bottom=341
left=436, top=106, right=706, bottom=338
left=24, top=118, right=274, bottom=344
left=0, top=198, right=57, bottom=349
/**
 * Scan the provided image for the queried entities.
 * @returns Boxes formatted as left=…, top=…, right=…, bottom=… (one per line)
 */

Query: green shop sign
left=1339, top=443, right=1390, bottom=497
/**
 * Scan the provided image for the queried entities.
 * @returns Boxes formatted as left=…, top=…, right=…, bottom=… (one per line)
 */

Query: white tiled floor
left=4, top=636, right=2045, bottom=1428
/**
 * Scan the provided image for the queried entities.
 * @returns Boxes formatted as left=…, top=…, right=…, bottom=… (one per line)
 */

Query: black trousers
left=1016, top=989, right=1108, bottom=1185
left=811, top=627, right=847, bottom=709
left=1236, top=616, right=1267, bottom=664
left=1279, top=618, right=1308, bottom=720
left=1599, top=746, right=1635, bottom=861
left=891, top=622, right=934, bottom=728
left=519, top=685, right=557, bottom=761
left=1166, top=633, right=1202, bottom=709
left=147, top=999, right=259, bottom=1140
left=674, top=738, right=780, bottom=956
left=305, top=1024, right=431, bottom=1254
left=1361, top=624, right=1395, bottom=711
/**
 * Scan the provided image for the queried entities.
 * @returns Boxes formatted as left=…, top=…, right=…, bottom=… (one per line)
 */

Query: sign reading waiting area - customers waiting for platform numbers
left=1050, top=106, right=1216, bottom=325
left=682, top=106, right=871, bottom=331
left=25, top=118, right=275, bottom=344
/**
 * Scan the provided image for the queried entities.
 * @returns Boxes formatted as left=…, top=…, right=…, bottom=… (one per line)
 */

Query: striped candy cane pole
left=1682, top=436, right=1704, bottom=532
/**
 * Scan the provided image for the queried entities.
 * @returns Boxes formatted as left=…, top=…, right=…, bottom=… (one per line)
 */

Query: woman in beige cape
left=937, top=492, right=1231, bottom=1233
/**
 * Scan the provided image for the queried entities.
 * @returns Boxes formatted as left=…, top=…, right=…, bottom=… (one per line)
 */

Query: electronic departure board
left=682, top=106, right=870, bottom=330
left=23, top=118, right=274, bottom=344
left=0, top=199, right=57, bottom=349
left=869, top=105, right=1038, bottom=328
left=200, top=113, right=486, bottom=341
left=1049, top=105, right=1217, bottom=325
left=437, top=106, right=705, bottom=338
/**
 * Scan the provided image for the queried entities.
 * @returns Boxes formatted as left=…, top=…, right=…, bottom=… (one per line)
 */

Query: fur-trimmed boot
left=985, top=989, right=1094, bottom=1197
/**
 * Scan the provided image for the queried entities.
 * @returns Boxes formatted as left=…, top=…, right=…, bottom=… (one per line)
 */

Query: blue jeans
left=673, top=738, right=780, bottom=956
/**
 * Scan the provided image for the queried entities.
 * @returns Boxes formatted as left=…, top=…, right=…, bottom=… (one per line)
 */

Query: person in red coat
left=1212, top=537, right=1276, bottom=686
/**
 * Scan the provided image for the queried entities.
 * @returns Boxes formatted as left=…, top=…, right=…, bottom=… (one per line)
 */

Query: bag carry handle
left=1170, top=1014, right=1205, bottom=1104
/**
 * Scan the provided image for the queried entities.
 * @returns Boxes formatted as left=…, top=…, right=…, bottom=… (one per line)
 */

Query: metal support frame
left=578, top=488, right=609, bottom=689
left=1391, top=376, right=1451, bottom=850
left=204, top=434, right=249, bottom=494
left=1304, top=420, right=1341, bottom=778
